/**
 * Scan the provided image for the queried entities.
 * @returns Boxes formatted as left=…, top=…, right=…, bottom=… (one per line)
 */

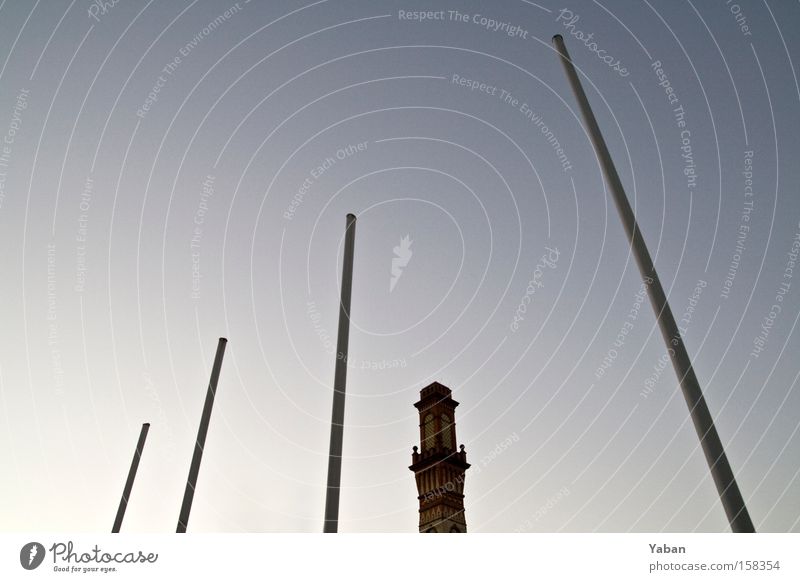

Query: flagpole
left=323, top=213, right=357, bottom=533
left=552, top=34, right=754, bottom=532
left=177, top=337, right=227, bottom=533
left=112, top=422, right=150, bottom=533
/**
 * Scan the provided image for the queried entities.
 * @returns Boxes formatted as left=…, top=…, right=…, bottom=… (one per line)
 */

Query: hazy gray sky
left=0, top=0, right=798, bottom=532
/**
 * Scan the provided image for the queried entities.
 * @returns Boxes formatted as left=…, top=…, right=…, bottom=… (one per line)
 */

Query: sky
left=0, top=0, right=798, bottom=533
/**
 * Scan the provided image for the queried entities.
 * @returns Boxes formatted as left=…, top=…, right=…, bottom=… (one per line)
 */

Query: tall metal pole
left=112, top=422, right=150, bottom=533
left=177, top=337, right=227, bottom=533
left=323, top=213, right=357, bottom=533
left=552, top=35, right=754, bottom=532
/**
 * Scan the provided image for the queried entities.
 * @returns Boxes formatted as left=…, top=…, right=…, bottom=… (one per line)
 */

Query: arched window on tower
left=441, top=414, right=452, bottom=449
left=449, top=525, right=460, bottom=533
left=423, top=414, right=435, bottom=451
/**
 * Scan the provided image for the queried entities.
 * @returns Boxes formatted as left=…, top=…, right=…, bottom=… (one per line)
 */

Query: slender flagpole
left=552, top=35, right=754, bottom=532
left=323, top=213, right=357, bottom=533
left=177, top=337, right=227, bottom=533
left=112, top=422, right=150, bottom=533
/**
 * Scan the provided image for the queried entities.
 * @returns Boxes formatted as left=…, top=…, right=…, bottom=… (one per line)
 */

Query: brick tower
left=409, top=382, right=470, bottom=533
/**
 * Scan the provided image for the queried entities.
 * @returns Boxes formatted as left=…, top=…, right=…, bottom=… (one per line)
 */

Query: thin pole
left=112, top=422, right=150, bottom=533
left=323, top=213, right=357, bottom=533
left=177, top=337, right=227, bottom=533
left=552, top=35, right=754, bottom=533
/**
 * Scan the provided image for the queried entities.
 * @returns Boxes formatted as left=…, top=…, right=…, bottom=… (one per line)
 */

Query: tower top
left=414, top=381, right=460, bottom=412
